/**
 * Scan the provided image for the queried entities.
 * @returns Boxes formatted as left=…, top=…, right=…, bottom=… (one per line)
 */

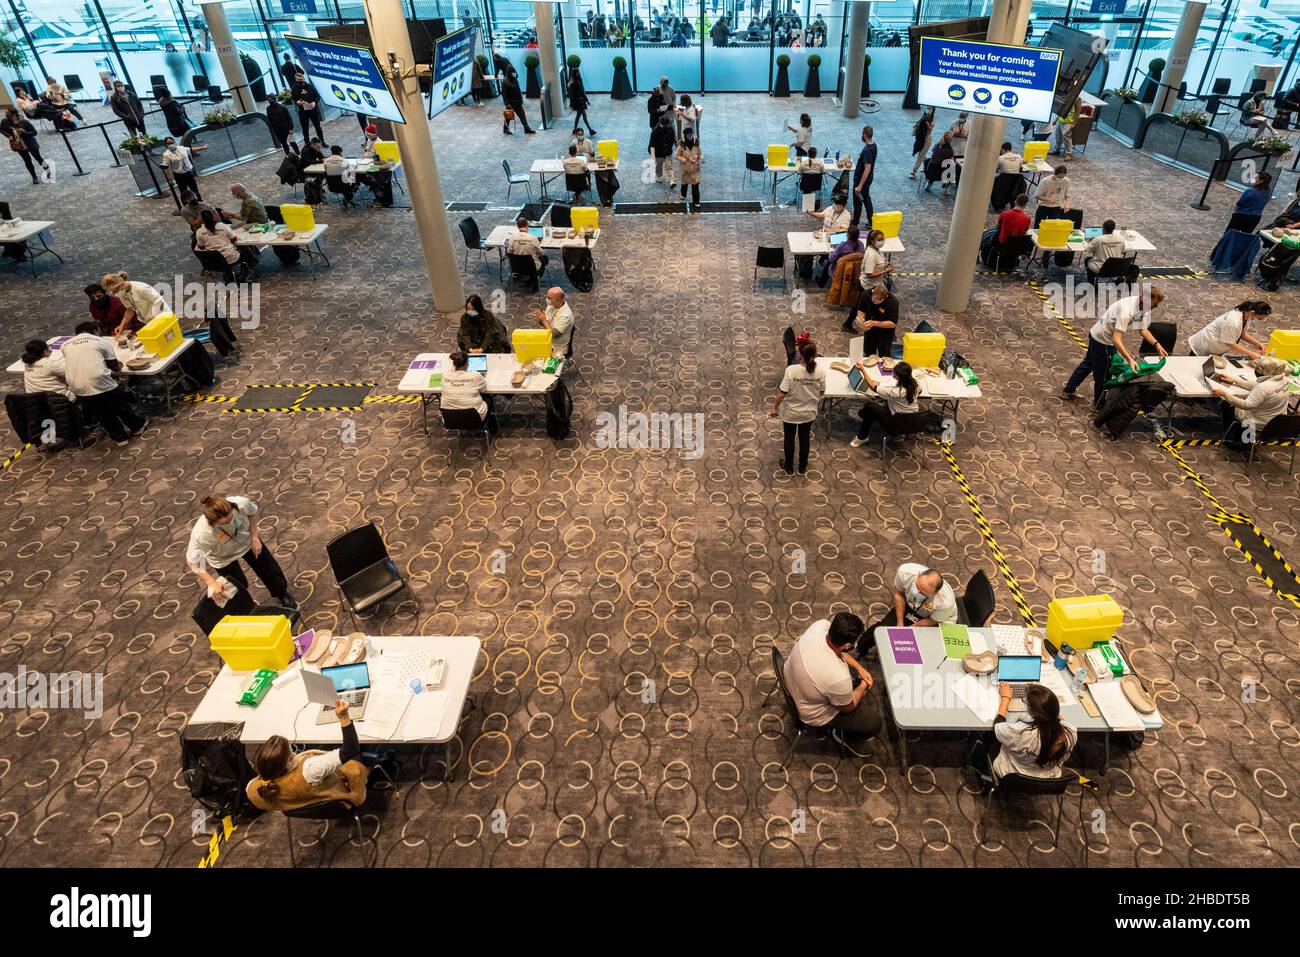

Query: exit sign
left=281, top=0, right=318, bottom=13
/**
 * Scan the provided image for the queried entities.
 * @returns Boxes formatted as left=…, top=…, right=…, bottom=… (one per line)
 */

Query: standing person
left=849, top=358, right=920, bottom=447
left=156, top=88, right=193, bottom=138
left=1061, top=286, right=1167, bottom=408
left=568, top=71, right=596, bottom=135
left=61, top=321, right=148, bottom=446
left=647, top=84, right=666, bottom=131
left=185, top=493, right=297, bottom=608
left=471, top=55, right=486, bottom=105
left=1228, top=171, right=1273, bottom=234
left=265, top=96, right=298, bottom=156
left=771, top=338, right=825, bottom=475
left=786, top=112, right=813, bottom=156
left=851, top=125, right=877, bottom=227
left=658, top=76, right=677, bottom=134
left=949, top=111, right=970, bottom=159
left=908, top=107, right=934, bottom=179
left=1052, top=98, right=1078, bottom=159
left=677, top=93, right=700, bottom=139
left=100, top=272, right=170, bottom=329
left=44, top=76, right=83, bottom=121
left=457, top=295, right=511, bottom=354
left=847, top=283, right=899, bottom=353
left=1, top=108, right=49, bottom=184
left=109, top=81, right=146, bottom=135
left=160, top=135, right=207, bottom=200
left=1188, top=301, right=1270, bottom=359
left=291, top=71, right=325, bottom=144
left=278, top=52, right=302, bottom=89
left=649, top=115, right=675, bottom=185
left=500, top=70, right=535, bottom=134
left=675, top=128, right=702, bottom=210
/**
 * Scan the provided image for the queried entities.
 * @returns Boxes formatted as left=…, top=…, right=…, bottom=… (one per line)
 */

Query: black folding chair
left=325, top=522, right=414, bottom=625
left=754, top=245, right=787, bottom=291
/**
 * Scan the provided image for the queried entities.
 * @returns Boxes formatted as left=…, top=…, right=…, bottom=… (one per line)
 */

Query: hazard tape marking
left=196, top=815, right=237, bottom=868
left=2, top=444, right=32, bottom=471
left=1027, top=277, right=1089, bottom=351
left=934, top=440, right=1038, bottom=627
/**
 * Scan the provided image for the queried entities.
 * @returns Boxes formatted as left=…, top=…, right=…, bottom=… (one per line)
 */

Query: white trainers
left=849, top=436, right=867, bottom=448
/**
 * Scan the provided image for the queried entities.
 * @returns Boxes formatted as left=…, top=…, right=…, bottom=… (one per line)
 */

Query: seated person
left=85, top=282, right=137, bottom=337
left=783, top=612, right=881, bottom=757
left=457, top=295, right=511, bottom=353
left=21, top=339, right=74, bottom=400
left=996, top=140, right=1024, bottom=174
left=924, top=131, right=956, bottom=193
left=979, top=683, right=1078, bottom=782
left=195, top=208, right=257, bottom=274
left=505, top=217, right=548, bottom=276
left=572, top=129, right=596, bottom=158
left=562, top=143, right=589, bottom=176
left=441, top=350, right=500, bottom=433
left=1242, top=93, right=1276, bottom=136
left=849, top=357, right=919, bottom=448
left=997, top=193, right=1032, bottom=245
left=1188, top=300, right=1270, bottom=360
left=298, top=136, right=325, bottom=172
left=229, top=183, right=268, bottom=226
left=1083, top=219, right=1127, bottom=275
left=822, top=223, right=863, bottom=288
left=360, top=123, right=381, bottom=159
left=246, top=700, right=370, bottom=812
left=849, top=283, right=899, bottom=356
left=1211, top=355, right=1293, bottom=455
left=1270, top=192, right=1300, bottom=229
left=798, top=145, right=825, bottom=175
left=322, top=145, right=356, bottom=202
left=860, top=562, right=958, bottom=653
left=533, top=286, right=574, bottom=357
left=807, top=191, right=851, bottom=236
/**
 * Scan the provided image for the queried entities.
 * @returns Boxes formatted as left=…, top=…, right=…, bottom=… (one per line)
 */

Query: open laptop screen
left=323, top=662, right=370, bottom=692
left=997, top=656, right=1042, bottom=682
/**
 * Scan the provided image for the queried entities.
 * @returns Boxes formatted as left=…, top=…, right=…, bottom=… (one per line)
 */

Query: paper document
left=1036, top=662, right=1075, bottom=705
left=849, top=336, right=864, bottom=363
left=359, top=689, right=412, bottom=738
left=924, top=377, right=962, bottom=398
left=967, top=630, right=990, bottom=655
left=939, top=623, right=972, bottom=658
left=953, top=673, right=999, bottom=722
left=1088, top=680, right=1145, bottom=731
left=992, top=624, right=1028, bottom=656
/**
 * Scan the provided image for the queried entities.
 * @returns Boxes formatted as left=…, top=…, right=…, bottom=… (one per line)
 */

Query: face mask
left=466, top=310, right=478, bottom=317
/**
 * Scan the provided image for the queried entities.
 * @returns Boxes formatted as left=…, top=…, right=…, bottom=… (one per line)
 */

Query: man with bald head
left=229, top=183, right=268, bottom=226
left=860, top=561, right=959, bottom=656
left=532, top=287, right=574, bottom=358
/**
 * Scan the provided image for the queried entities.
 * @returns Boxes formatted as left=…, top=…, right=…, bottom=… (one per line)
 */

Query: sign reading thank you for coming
left=917, top=37, right=1063, bottom=124
left=284, top=34, right=407, bottom=125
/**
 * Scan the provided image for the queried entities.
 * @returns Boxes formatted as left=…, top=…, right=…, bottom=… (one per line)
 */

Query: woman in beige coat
left=676, top=128, right=702, bottom=210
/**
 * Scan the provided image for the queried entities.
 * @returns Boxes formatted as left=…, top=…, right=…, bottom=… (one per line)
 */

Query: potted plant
left=240, top=51, right=266, bottom=104
left=1113, top=86, right=1139, bottom=102
left=275, top=87, right=293, bottom=104
left=0, top=26, right=28, bottom=72
left=773, top=53, right=791, bottom=97
left=611, top=55, right=633, bottom=100
left=118, top=132, right=160, bottom=163
left=1172, top=108, right=1208, bottom=128
left=1140, top=57, right=1164, bottom=105
left=804, top=53, right=822, bottom=98
left=203, top=106, right=237, bottom=128
left=1253, top=134, right=1292, bottom=155
left=567, top=54, right=582, bottom=70
left=524, top=53, right=542, bottom=99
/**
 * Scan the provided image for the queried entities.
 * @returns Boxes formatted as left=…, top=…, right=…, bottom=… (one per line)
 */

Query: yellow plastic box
left=373, top=140, right=400, bottom=164
left=209, top=615, right=294, bottom=671
left=872, top=210, right=903, bottom=238
left=281, top=203, right=316, bottom=232
left=1037, top=219, right=1074, bottom=248
left=902, top=331, right=946, bottom=369
left=1024, top=140, right=1050, bottom=165
left=570, top=207, right=599, bottom=231
left=513, top=328, right=553, bottom=364
left=137, top=311, right=183, bottom=359
left=1268, top=328, right=1300, bottom=360
left=1046, top=595, right=1123, bottom=650
left=596, top=139, right=618, bottom=162
left=768, top=143, right=790, bottom=167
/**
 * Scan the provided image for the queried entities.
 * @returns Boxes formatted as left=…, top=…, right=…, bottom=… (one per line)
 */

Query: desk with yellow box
left=1027, top=223, right=1156, bottom=278
left=876, top=594, right=1162, bottom=772
left=482, top=217, right=602, bottom=282
left=530, top=145, right=620, bottom=199
left=232, top=203, right=331, bottom=279
left=6, top=314, right=197, bottom=415
left=396, top=347, right=565, bottom=435
left=765, top=143, right=853, bottom=205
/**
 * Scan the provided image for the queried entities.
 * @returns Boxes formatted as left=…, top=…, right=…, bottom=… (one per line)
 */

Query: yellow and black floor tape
left=182, top=394, right=238, bottom=404
left=1, top=444, right=32, bottom=471
left=934, top=439, right=1038, bottom=627
left=1026, top=277, right=1089, bottom=351
left=1166, top=437, right=1298, bottom=449
left=196, top=815, right=236, bottom=868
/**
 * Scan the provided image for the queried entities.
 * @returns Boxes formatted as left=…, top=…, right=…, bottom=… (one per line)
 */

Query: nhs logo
left=1040, top=51, right=1061, bottom=61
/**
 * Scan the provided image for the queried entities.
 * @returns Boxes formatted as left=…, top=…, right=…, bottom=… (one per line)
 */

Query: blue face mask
left=466, top=310, right=478, bottom=317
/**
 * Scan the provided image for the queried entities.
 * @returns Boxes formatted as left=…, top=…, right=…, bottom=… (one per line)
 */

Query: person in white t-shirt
left=439, top=351, right=499, bottom=434
left=61, top=322, right=147, bottom=445
left=782, top=613, right=881, bottom=756
left=533, top=287, right=575, bottom=358
left=977, top=683, right=1078, bottom=783
left=858, top=229, right=893, bottom=291
left=1188, top=300, right=1270, bottom=359
left=21, top=339, right=74, bottom=401
left=160, top=136, right=207, bottom=200
left=772, top=339, right=826, bottom=474
left=807, top=192, right=851, bottom=236
left=1061, top=286, right=1166, bottom=408
left=849, top=359, right=921, bottom=447
left=1083, top=219, right=1128, bottom=275
left=861, top=561, right=959, bottom=654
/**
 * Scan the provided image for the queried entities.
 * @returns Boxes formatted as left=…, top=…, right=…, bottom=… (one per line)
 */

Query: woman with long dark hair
left=908, top=107, right=934, bottom=179
left=568, top=70, right=596, bottom=136
left=456, top=294, right=511, bottom=354
left=986, top=683, right=1077, bottom=780
left=850, top=359, right=919, bottom=448
left=771, top=338, right=825, bottom=474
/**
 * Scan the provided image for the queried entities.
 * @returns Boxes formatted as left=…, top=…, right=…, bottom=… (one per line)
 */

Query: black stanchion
left=1192, top=158, right=1224, bottom=210
left=59, top=130, right=90, bottom=177
left=99, top=125, right=124, bottom=167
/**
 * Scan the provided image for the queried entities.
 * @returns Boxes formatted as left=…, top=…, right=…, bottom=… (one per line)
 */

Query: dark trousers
left=506, top=101, right=533, bottom=132
left=851, top=182, right=873, bottom=227
left=862, top=324, right=896, bottom=359
left=271, top=127, right=298, bottom=157
left=15, top=145, right=44, bottom=179
left=122, top=119, right=145, bottom=137
left=680, top=181, right=700, bottom=205
left=1220, top=401, right=1249, bottom=450
left=82, top=386, right=145, bottom=442
left=571, top=107, right=594, bottom=132
left=174, top=169, right=199, bottom=199
left=826, top=694, right=883, bottom=739
left=1063, top=335, right=1115, bottom=409
left=782, top=420, right=812, bottom=472
left=856, top=400, right=893, bottom=440
left=297, top=107, right=324, bottom=143
left=213, top=544, right=291, bottom=602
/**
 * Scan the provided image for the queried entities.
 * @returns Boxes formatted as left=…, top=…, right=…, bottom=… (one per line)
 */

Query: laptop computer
left=313, top=662, right=371, bottom=723
left=997, top=655, right=1042, bottom=711
left=1198, top=356, right=1218, bottom=388
left=847, top=365, right=871, bottom=395
left=467, top=354, right=488, bottom=373
left=528, top=226, right=545, bottom=238
left=828, top=230, right=848, bottom=246
left=1083, top=226, right=1103, bottom=241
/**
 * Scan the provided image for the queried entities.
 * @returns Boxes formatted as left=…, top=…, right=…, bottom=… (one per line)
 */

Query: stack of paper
left=992, top=624, right=1028, bottom=656
left=953, top=673, right=999, bottom=722
left=1087, top=680, right=1145, bottom=731
left=399, top=357, right=439, bottom=390
left=359, top=689, right=412, bottom=738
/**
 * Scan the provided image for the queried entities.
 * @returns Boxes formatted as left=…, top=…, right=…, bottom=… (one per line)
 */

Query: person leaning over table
left=61, top=321, right=148, bottom=446
left=101, top=272, right=169, bottom=329
left=1032, top=164, right=1071, bottom=223
left=457, top=295, right=511, bottom=354
left=186, top=493, right=297, bottom=608
left=1211, top=355, right=1294, bottom=456
left=771, top=337, right=825, bottom=475
left=85, top=282, right=139, bottom=337
left=783, top=612, right=882, bottom=758
left=21, top=339, right=74, bottom=401
left=506, top=217, right=548, bottom=276
left=441, top=350, right=500, bottom=434
left=246, top=700, right=368, bottom=813
left=1189, top=300, right=1271, bottom=360
left=1083, top=219, right=1127, bottom=276
left=533, top=287, right=575, bottom=358
left=859, top=562, right=959, bottom=656
left=849, top=357, right=919, bottom=451
left=1061, top=285, right=1167, bottom=409
left=229, top=183, right=268, bottom=226
left=298, top=136, right=325, bottom=172
left=973, top=683, right=1078, bottom=785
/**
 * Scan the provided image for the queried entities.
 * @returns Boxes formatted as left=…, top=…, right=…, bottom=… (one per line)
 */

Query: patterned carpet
left=0, top=91, right=1296, bottom=868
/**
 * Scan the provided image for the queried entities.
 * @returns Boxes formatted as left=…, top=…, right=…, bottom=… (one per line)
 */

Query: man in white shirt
left=160, top=136, right=207, bottom=200
left=61, top=322, right=147, bottom=445
left=1061, top=286, right=1166, bottom=408
left=1083, top=219, right=1127, bottom=275
left=950, top=112, right=969, bottom=158
left=862, top=562, right=959, bottom=653
left=505, top=217, right=548, bottom=277
left=782, top=613, right=881, bottom=756
left=533, top=287, right=575, bottom=357
left=561, top=144, right=590, bottom=200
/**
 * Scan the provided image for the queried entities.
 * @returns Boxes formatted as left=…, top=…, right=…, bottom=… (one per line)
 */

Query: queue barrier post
left=100, top=125, right=124, bottom=167
left=59, top=130, right=90, bottom=177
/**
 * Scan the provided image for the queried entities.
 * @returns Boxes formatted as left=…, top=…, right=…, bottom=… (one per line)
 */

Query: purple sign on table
left=887, top=628, right=923, bottom=665
left=409, top=358, right=438, bottom=370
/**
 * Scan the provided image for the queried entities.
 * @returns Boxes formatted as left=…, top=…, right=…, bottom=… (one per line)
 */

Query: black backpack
left=545, top=378, right=573, bottom=439
left=562, top=246, right=594, bottom=293
left=181, top=722, right=262, bottom=824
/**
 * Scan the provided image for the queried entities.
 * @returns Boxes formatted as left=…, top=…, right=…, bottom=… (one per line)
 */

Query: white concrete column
left=561, top=0, right=580, bottom=65
left=200, top=0, right=255, bottom=113
left=534, top=2, right=565, bottom=120
left=936, top=0, right=1032, bottom=313
left=842, top=2, right=869, bottom=118
left=364, top=0, right=465, bottom=310
left=1155, top=1, right=1206, bottom=113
